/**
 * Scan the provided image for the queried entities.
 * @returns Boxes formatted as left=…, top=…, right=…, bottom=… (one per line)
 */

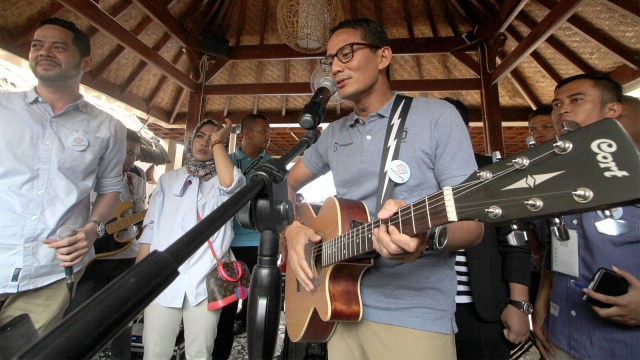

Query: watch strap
left=507, top=299, right=533, bottom=315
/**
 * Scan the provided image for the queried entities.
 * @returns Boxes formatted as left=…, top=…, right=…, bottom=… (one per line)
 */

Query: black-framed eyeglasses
left=320, top=42, right=381, bottom=72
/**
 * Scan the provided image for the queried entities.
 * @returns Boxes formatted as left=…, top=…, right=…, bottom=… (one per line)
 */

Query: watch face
left=523, top=302, right=533, bottom=315
left=97, top=223, right=106, bottom=237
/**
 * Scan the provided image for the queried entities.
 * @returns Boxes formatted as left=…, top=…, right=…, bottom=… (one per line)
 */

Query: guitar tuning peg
left=525, top=136, right=536, bottom=148
left=560, top=120, right=580, bottom=134
left=506, top=223, right=528, bottom=246
left=550, top=217, right=570, bottom=241
left=491, top=151, right=502, bottom=163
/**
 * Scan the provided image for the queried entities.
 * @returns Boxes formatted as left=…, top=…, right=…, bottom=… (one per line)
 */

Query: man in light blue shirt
left=0, top=18, right=126, bottom=335
left=533, top=74, right=640, bottom=359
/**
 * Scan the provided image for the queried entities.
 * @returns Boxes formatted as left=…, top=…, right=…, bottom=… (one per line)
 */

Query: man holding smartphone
left=532, top=74, right=640, bottom=360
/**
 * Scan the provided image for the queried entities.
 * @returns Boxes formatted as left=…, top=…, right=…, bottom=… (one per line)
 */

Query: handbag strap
left=198, top=209, right=243, bottom=282
left=374, top=95, right=413, bottom=213
left=197, top=209, right=221, bottom=262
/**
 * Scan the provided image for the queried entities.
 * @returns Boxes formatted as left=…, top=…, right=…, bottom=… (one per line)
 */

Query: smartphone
left=582, top=267, right=629, bottom=308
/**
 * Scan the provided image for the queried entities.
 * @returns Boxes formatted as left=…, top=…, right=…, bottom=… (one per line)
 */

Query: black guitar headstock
left=454, top=118, right=639, bottom=224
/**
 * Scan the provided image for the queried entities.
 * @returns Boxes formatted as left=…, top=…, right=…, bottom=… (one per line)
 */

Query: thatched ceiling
left=0, top=0, right=638, bottom=157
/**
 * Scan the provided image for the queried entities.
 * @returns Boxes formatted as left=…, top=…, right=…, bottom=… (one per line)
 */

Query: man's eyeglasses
left=320, top=42, right=381, bottom=72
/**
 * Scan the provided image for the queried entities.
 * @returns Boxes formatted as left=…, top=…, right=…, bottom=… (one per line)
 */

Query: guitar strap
left=374, top=95, right=413, bottom=214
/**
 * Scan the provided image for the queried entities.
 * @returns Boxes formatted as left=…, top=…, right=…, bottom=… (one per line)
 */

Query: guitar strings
left=313, top=148, right=557, bottom=265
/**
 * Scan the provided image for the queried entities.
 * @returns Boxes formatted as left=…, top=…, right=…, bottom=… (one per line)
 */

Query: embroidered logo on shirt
left=333, top=142, right=353, bottom=152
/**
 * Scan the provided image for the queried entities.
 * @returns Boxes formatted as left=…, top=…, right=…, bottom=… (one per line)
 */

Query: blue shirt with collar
left=548, top=206, right=640, bottom=359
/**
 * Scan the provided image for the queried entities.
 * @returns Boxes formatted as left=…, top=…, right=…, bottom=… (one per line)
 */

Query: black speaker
left=200, top=30, right=229, bottom=57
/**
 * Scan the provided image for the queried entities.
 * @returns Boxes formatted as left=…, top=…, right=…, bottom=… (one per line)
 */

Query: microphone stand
left=239, top=129, right=320, bottom=359
left=14, top=130, right=320, bottom=360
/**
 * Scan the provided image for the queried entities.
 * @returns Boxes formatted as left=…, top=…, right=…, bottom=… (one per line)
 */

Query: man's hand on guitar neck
left=285, top=220, right=322, bottom=292
left=373, top=199, right=429, bottom=262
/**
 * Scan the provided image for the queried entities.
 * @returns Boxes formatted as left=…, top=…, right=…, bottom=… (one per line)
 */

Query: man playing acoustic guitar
left=284, top=18, right=483, bottom=359
left=65, top=129, right=147, bottom=359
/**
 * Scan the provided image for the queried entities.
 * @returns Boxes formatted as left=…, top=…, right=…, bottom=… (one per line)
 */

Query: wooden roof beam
left=451, top=0, right=526, bottom=50
left=604, top=0, right=640, bottom=20
left=505, top=25, right=563, bottom=83
left=147, top=50, right=185, bottom=106
left=536, top=0, right=638, bottom=69
left=491, top=0, right=584, bottom=84
left=441, top=0, right=462, bottom=36
left=120, top=33, right=172, bottom=94
left=58, top=0, right=196, bottom=91
left=451, top=51, right=480, bottom=77
left=402, top=0, right=415, bottom=38
left=90, top=15, right=154, bottom=80
left=204, top=79, right=481, bottom=96
left=81, top=74, right=171, bottom=122
left=132, top=0, right=198, bottom=49
left=516, top=11, right=594, bottom=74
left=12, top=3, right=64, bottom=45
left=498, top=52, right=540, bottom=109
left=226, top=37, right=467, bottom=61
left=170, top=87, right=188, bottom=124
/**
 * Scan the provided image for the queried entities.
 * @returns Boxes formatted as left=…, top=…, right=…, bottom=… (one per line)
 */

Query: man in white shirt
left=0, top=17, right=125, bottom=335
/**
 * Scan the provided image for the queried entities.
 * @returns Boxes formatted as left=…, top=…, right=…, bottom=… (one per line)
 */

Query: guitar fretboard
left=105, top=210, right=147, bottom=235
left=321, top=187, right=456, bottom=266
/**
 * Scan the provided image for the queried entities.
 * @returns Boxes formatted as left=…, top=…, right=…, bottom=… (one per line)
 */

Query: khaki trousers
left=142, top=296, right=221, bottom=360
left=0, top=267, right=85, bottom=336
left=328, top=320, right=456, bottom=360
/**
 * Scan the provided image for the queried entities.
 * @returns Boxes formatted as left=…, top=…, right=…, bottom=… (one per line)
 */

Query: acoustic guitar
left=284, top=118, right=640, bottom=343
left=93, top=200, right=147, bottom=259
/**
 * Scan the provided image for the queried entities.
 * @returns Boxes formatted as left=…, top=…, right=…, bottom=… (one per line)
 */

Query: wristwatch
left=426, top=225, right=448, bottom=251
left=507, top=299, right=533, bottom=315
left=88, top=219, right=106, bottom=238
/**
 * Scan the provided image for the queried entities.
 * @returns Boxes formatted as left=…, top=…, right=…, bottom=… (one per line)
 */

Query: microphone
left=56, top=224, right=77, bottom=295
left=299, top=77, right=337, bottom=129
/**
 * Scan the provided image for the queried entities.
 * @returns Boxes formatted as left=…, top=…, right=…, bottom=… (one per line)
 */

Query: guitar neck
left=322, top=188, right=455, bottom=266
left=105, top=210, right=147, bottom=235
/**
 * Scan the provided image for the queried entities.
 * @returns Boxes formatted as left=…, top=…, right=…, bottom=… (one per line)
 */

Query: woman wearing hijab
left=136, top=118, right=245, bottom=359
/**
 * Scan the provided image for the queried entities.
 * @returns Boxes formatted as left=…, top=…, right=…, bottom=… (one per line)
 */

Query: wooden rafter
left=132, top=0, right=198, bottom=49
left=204, top=78, right=481, bottom=96
left=604, top=0, right=640, bottom=20
left=12, top=3, right=64, bottom=44
left=226, top=37, right=468, bottom=61
left=536, top=0, right=638, bottom=69
left=504, top=25, right=563, bottom=83
left=120, top=33, right=172, bottom=94
left=491, top=0, right=584, bottom=84
left=515, top=11, right=594, bottom=74
left=498, top=52, right=540, bottom=109
left=145, top=41, right=185, bottom=107
left=402, top=0, right=415, bottom=38
left=91, top=16, right=154, bottom=80
left=57, top=0, right=196, bottom=91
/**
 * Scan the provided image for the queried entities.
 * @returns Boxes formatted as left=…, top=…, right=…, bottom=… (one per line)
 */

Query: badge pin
left=595, top=208, right=628, bottom=236
left=67, top=135, right=89, bottom=152
left=385, top=160, right=410, bottom=184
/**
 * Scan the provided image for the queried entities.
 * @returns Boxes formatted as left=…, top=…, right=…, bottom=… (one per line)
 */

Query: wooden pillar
left=478, top=35, right=506, bottom=156
left=165, top=140, right=178, bottom=172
